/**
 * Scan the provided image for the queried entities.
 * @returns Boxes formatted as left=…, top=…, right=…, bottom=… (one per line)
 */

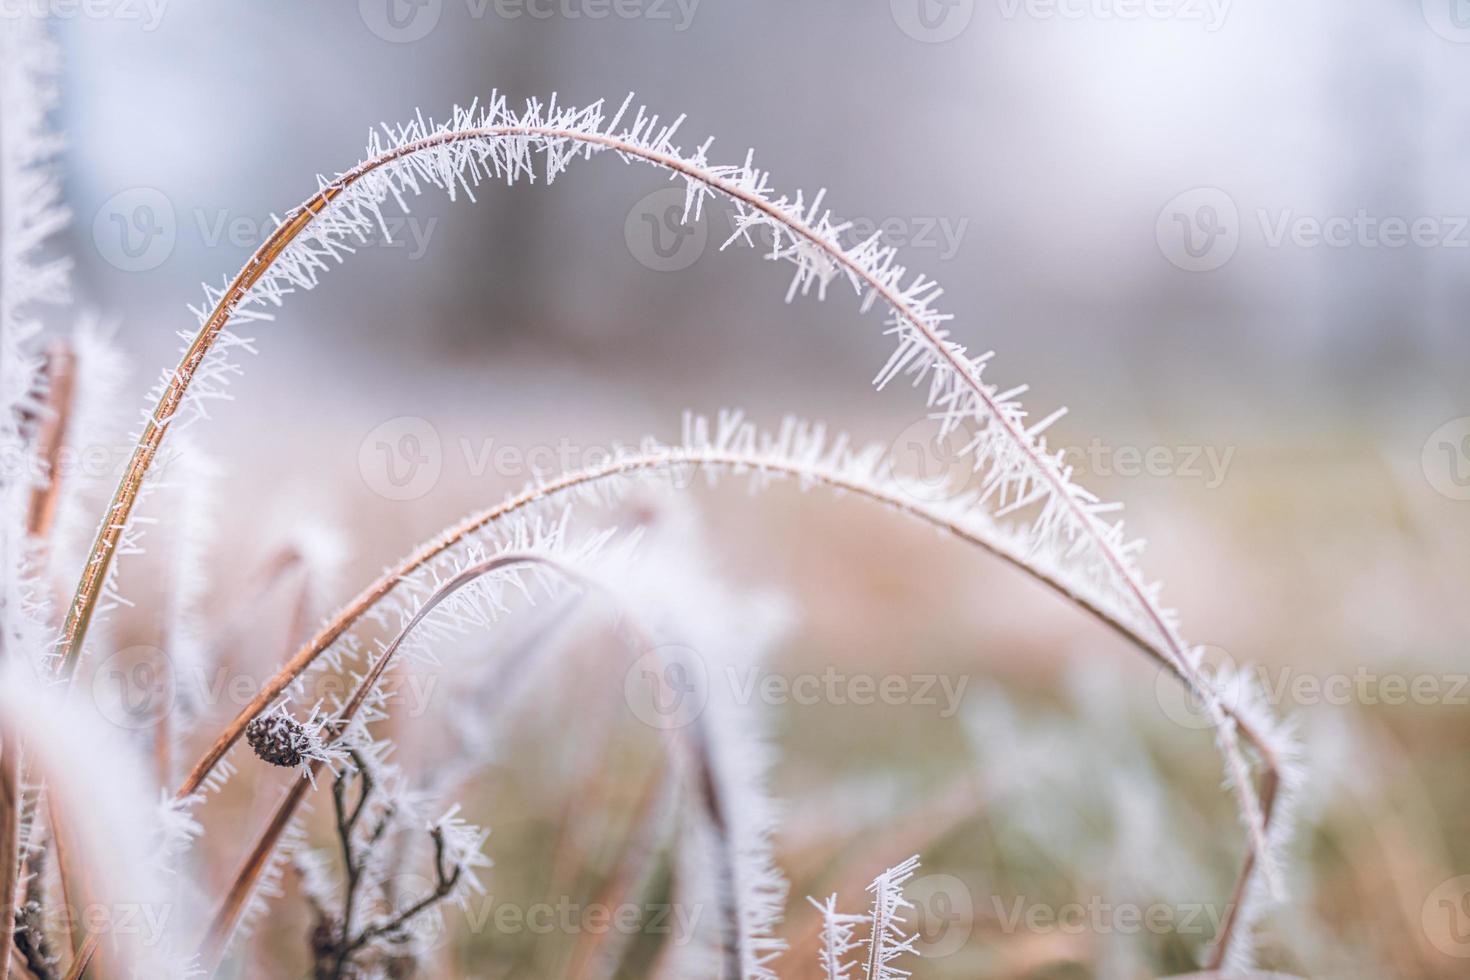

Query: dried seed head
left=246, top=712, right=308, bottom=768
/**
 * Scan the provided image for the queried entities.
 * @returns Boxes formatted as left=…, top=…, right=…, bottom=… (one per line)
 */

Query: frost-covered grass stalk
left=0, top=13, right=70, bottom=980
left=1, top=29, right=1302, bottom=973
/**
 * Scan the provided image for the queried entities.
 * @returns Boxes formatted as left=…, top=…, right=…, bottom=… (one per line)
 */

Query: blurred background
left=35, top=0, right=1470, bottom=976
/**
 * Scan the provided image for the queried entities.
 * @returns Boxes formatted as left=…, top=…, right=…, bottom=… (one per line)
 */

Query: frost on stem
left=50, top=91, right=1296, bottom=972
left=803, top=857, right=922, bottom=980
left=607, top=519, right=792, bottom=980
left=112, top=94, right=1281, bottom=891
left=302, top=750, right=490, bottom=980
left=863, top=855, right=921, bottom=980
left=807, top=894, right=866, bottom=980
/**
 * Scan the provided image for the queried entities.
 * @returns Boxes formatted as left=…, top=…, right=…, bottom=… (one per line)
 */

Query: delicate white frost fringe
left=0, top=13, right=65, bottom=679
left=271, top=504, right=790, bottom=977
left=0, top=13, right=70, bottom=921
left=44, top=84, right=1293, bottom=969
left=163, top=438, right=218, bottom=759
left=209, top=518, right=594, bottom=956
left=807, top=894, right=866, bottom=980
left=602, top=511, right=793, bottom=980
left=1204, top=658, right=1304, bottom=971
left=864, top=855, right=921, bottom=980
left=0, top=663, right=198, bottom=978
left=41, top=319, right=130, bottom=610
left=148, top=92, right=1286, bottom=906
left=362, top=405, right=1289, bottom=966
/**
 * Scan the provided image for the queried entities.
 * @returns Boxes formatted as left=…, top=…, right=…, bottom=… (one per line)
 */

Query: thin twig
left=178, top=446, right=1281, bottom=966
left=49, top=116, right=1279, bottom=961
left=24, top=342, right=76, bottom=540
left=199, top=552, right=582, bottom=974
left=0, top=728, right=20, bottom=980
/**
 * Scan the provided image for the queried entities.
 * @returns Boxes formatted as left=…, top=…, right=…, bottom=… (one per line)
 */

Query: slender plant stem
left=1, top=345, right=79, bottom=980
left=47, top=120, right=1277, bottom=962
left=58, top=934, right=95, bottom=980
left=178, top=449, right=1133, bottom=796
left=198, top=774, right=311, bottom=972
left=563, top=763, right=673, bottom=980
left=175, top=445, right=1280, bottom=964
left=0, top=728, right=19, bottom=980
left=199, top=552, right=577, bottom=974
left=25, top=342, right=76, bottom=539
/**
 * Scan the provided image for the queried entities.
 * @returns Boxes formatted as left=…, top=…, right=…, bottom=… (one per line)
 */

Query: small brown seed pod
left=246, top=713, right=308, bottom=768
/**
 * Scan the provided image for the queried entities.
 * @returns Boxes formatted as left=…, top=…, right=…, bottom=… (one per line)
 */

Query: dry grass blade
left=176, top=430, right=1283, bottom=966
left=0, top=731, right=18, bottom=980
left=24, top=341, right=75, bottom=539
left=40, top=93, right=1292, bottom=971
left=199, top=550, right=583, bottom=973
left=59, top=109, right=1263, bottom=862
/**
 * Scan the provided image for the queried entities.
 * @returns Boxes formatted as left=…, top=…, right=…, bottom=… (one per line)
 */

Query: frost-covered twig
left=199, top=542, right=591, bottom=970
left=862, top=855, right=920, bottom=980
left=807, top=894, right=866, bottom=980
left=0, top=13, right=69, bottom=977
left=172, top=411, right=1291, bottom=967
left=305, top=750, right=481, bottom=980
left=53, top=93, right=1291, bottom=967
left=180, top=411, right=1240, bottom=796
left=23, top=342, right=75, bottom=540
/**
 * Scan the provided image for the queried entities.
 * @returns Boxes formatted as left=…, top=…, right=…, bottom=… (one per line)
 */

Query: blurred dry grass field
left=122, top=426, right=1463, bottom=979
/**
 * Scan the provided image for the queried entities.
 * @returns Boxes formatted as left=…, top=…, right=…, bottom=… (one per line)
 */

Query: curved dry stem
left=56, top=116, right=1276, bottom=962
left=182, top=444, right=1280, bottom=965
left=60, top=122, right=1229, bottom=719
left=0, top=730, right=18, bottom=980
left=198, top=551, right=579, bottom=973
left=179, top=448, right=1076, bottom=797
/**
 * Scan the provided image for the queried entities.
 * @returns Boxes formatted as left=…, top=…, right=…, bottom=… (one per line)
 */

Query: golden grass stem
left=26, top=341, right=76, bottom=540
left=48, top=117, right=1277, bottom=965
left=176, top=446, right=1281, bottom=964
left=0, top=730, right=19, bottom=980
left=198, top=552, right=576, bottom=974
